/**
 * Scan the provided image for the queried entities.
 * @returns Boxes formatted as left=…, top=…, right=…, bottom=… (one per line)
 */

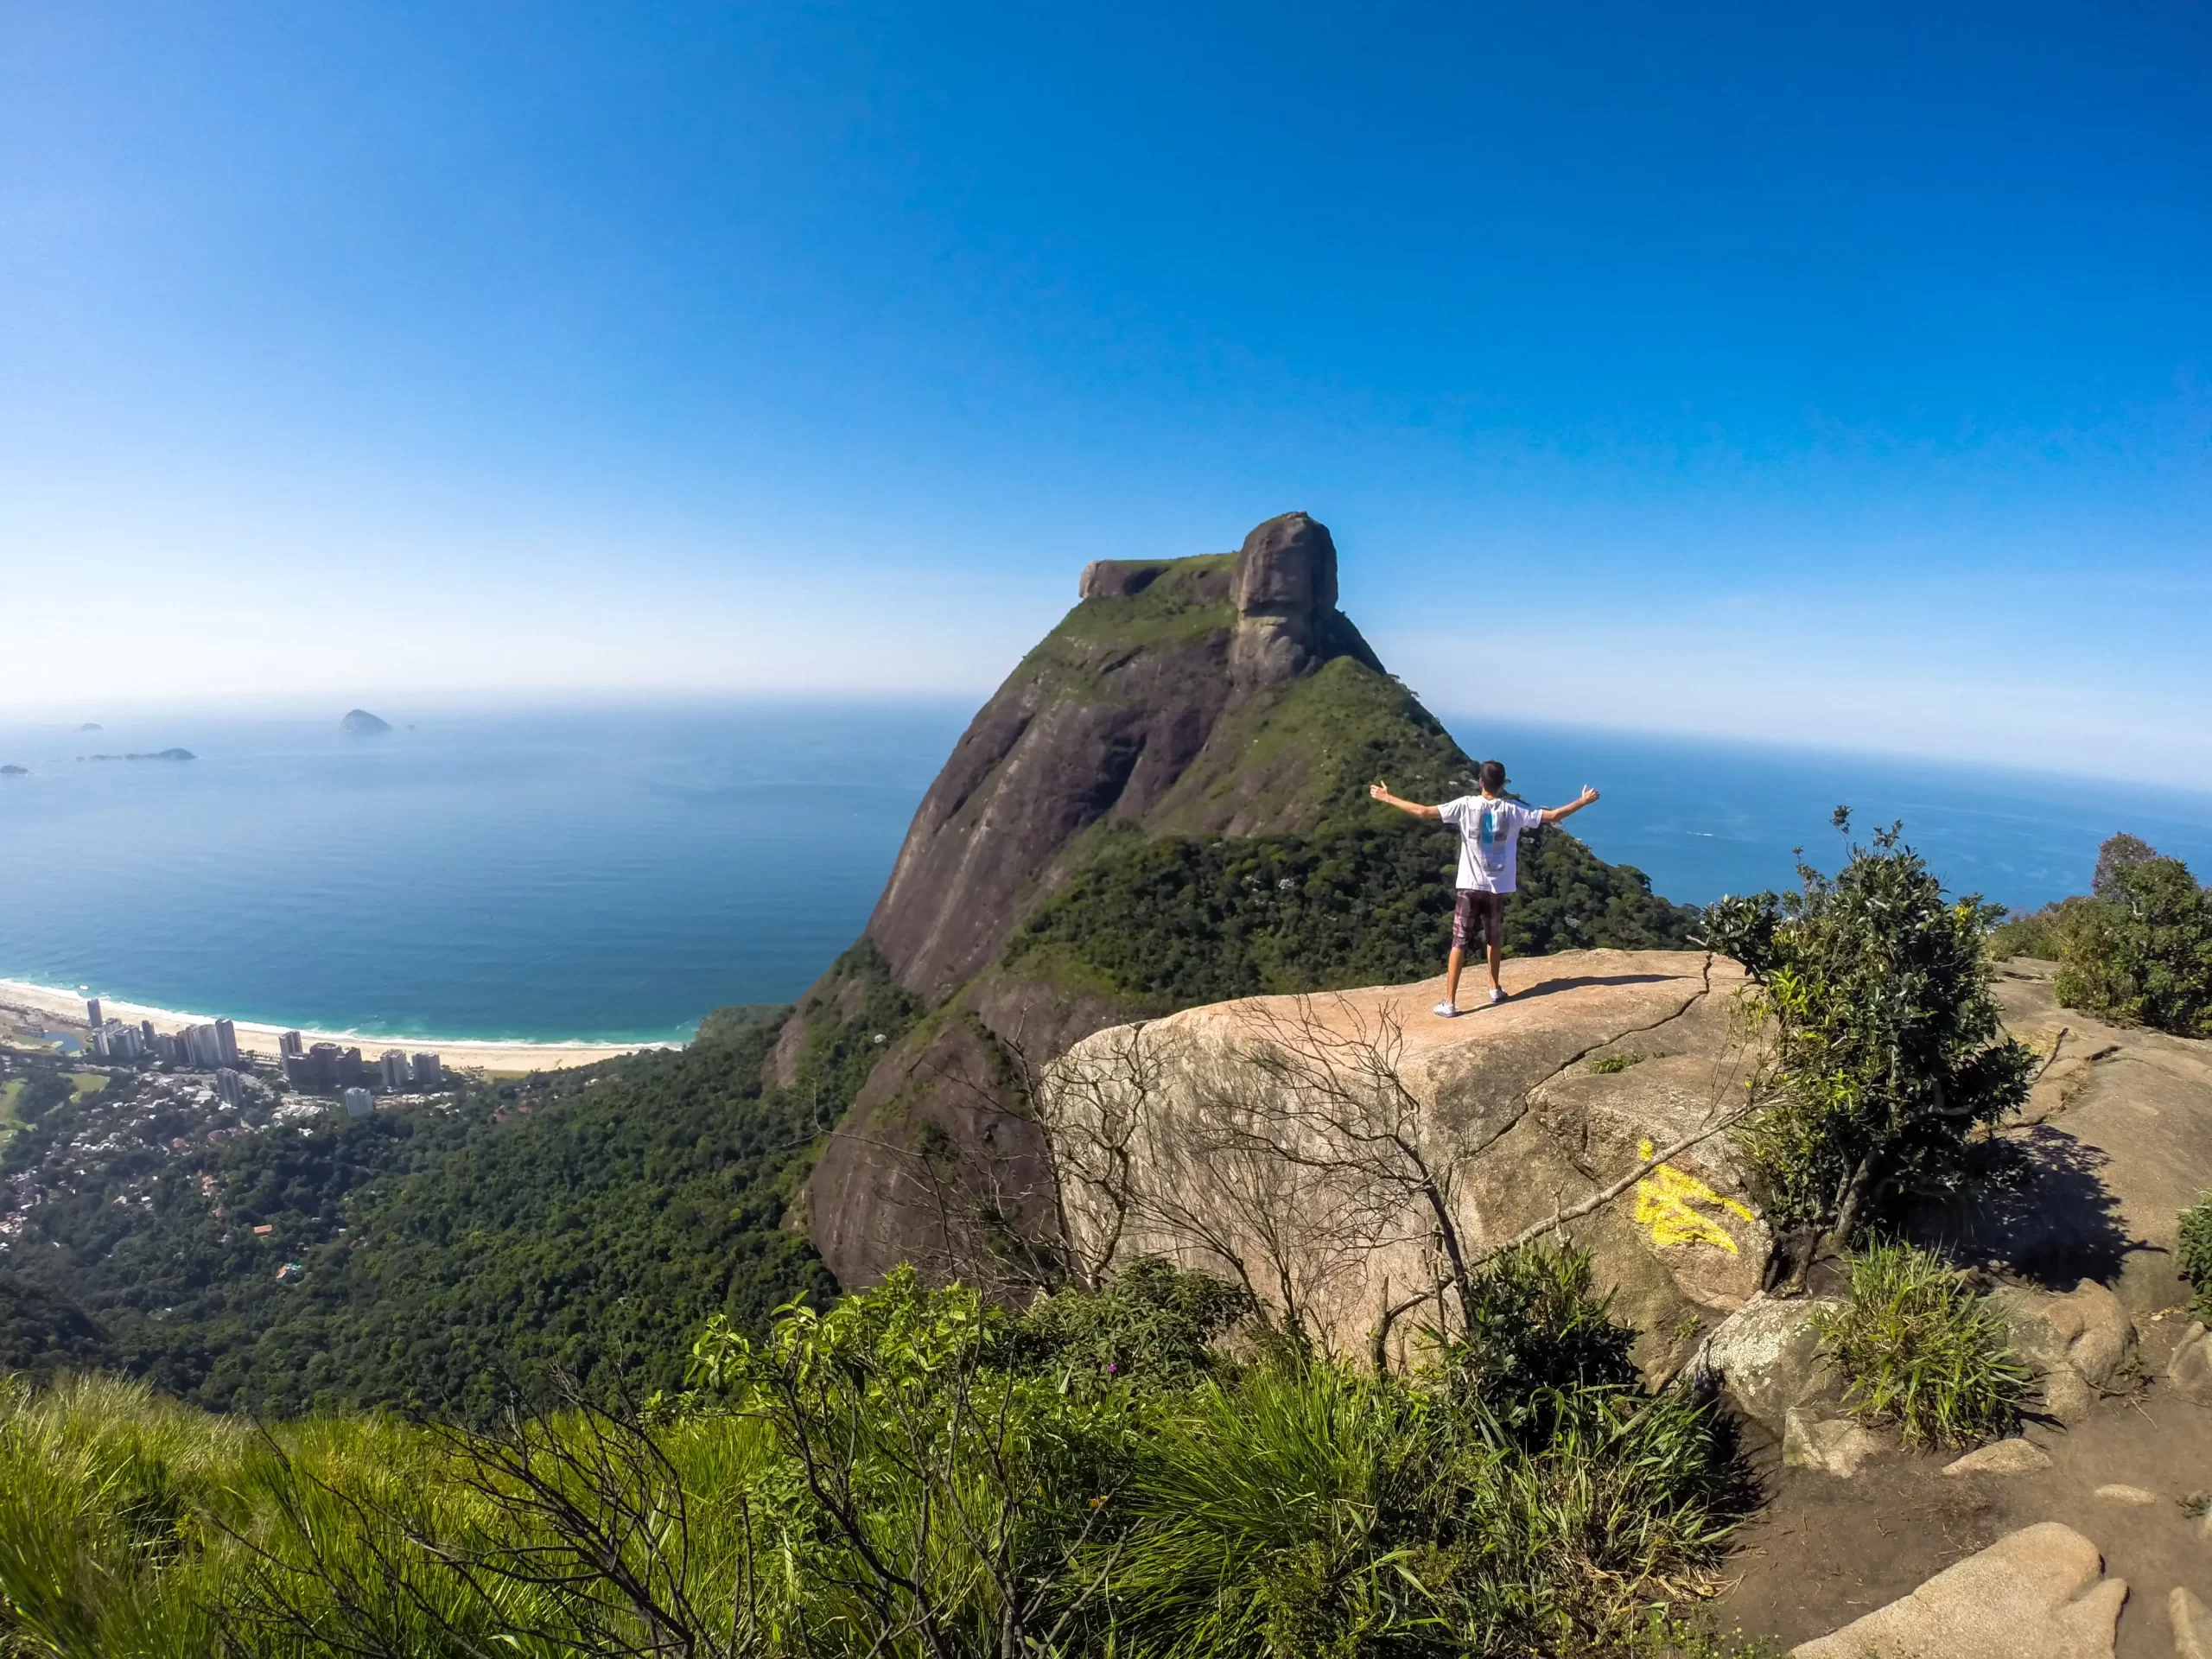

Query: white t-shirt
left=1438, top=794, right=1545, bottom=893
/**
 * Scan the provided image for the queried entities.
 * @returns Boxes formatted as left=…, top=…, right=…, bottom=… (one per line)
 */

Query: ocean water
left=1441, top=718, right=2212, bottom=921
left=0, top=704, right=968, bottom=1044
left=3, top=702, right=2209, bottom=1044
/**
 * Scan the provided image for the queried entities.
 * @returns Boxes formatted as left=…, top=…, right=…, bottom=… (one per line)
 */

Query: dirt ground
left=1712, top=1313, right=2212, bottom=1656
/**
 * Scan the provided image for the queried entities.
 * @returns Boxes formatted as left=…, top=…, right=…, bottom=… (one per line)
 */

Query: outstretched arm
left=1540, top=785, right=1600, bottom=824
left=1369, top=781, right=1441, bottom=820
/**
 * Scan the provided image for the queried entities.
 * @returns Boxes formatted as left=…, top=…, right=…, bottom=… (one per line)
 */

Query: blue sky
left=3, top=3, right=2209, bottom=782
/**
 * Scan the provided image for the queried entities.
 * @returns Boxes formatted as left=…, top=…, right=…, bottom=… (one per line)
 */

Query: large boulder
left=1045, top=950, right=1766, bottom=1373
left=1790, top=1522, right=2126, bottom=1659
left=2169, top=1320, right=2212, bottom=1404
left=1229, top=512, right=1339, bottom=685
left=2175, top=1587, right=2212, bottom=1659
left=1988, top=1277, right=2138, bottom=1425
left=1078, top=559, right=1173, bottom=599
left=1698, top=1293, right=1838, bottom=1433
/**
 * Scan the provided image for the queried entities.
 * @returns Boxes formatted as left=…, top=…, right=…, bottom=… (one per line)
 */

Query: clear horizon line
left=4, top=688, right=2208, bottom=800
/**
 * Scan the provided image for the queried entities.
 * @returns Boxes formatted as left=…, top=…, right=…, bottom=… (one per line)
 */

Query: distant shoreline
left=0, top=977, right=677, bottom=1074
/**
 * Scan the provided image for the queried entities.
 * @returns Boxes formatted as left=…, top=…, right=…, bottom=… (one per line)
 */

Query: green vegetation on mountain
left=0, top=1273, right=111, bottom=1377
left=1039, top=553, right=1236, bottom=661
left=0, top=1249, right=1757, bottom=1658
left=1011, top=818, right=1694, bottom=1007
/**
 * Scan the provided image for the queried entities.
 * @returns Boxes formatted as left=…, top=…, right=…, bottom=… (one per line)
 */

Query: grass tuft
left=1813, top=1243, right=2033, bottom=1450
left=2181, top=1190, right=2212, bottom=1324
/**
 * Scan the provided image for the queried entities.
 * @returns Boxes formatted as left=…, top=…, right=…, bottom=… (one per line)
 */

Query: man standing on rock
left=1369, top=763, right=1600, bottom=1017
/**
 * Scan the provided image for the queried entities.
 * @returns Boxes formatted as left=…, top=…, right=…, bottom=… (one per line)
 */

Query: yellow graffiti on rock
left=1631, top=1138, right=1756, bottom=1253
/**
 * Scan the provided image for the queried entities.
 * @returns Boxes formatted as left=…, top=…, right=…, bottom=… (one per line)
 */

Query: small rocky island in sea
left=0, top=764, right=27, bottom=776
left=78, top=749, right=196, bottom=762
left=75, top=722, right=102, bottom=732
left=340, top=709, right=393, bottom=734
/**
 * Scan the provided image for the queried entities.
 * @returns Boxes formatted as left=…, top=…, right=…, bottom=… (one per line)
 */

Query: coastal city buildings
left=60, top=1002, right=446, bottom=1100
left=280, top=1039, right=444, bottom=1095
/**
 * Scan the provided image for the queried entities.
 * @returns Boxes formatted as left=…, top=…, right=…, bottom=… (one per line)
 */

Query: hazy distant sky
left=3, top=3, right=2209, bottom=782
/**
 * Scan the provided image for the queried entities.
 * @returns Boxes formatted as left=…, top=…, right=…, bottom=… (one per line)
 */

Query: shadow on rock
left=1910, top=1123, right=2142, bottom=1290
left=1510, top=972, right=1684, bottom=1001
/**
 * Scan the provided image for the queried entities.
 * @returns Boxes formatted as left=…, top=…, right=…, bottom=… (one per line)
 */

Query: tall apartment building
left=283, top=1044, right=365, bottom=1091
left=378, top=1049, right=409, bottom=1091
left=279, top=1030, right=304, bottom=1058
left=215, top=1068, right=245, bottom=1109
left=215, top=1019, right=238, bottom=1065
left=85, top=997, right=101, bottom=1027
left=341, top=1086, right=373, bottom=1118
left=411, top=1052, right=444, bottom=1087
left=90, top=1020, right=143, bottom=1060
left=180, top=1024, right=224, bottom=1067
left=139, top=1020, right=156, bottom=1046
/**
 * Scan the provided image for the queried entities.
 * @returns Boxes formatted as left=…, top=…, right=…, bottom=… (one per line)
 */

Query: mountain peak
left=1230, top=511, right=1338, bottom=685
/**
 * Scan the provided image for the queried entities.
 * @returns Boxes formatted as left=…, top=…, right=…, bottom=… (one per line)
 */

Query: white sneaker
left=1488, top=988, right=1508, bottom=1006
left=1433, top=1001, right=1459, bottom=1019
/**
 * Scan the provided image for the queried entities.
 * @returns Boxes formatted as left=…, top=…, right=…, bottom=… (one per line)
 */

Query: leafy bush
left=2181, top=1191, right=2212, bottom=1324
left=1988, top=900, right=2079, bottom=962
left=1813, top=1243, right=2033, bottom=1449
left=2054, top=847, right=2212, bottom=1038
left=2092, top=832, right=2159, bottom=899
left=1702, top=822, right=2035, bottom=1260
left=1007, top=1255, right=1254, bottom=1392
left=1452, top=1243, right=1640, bottom=1444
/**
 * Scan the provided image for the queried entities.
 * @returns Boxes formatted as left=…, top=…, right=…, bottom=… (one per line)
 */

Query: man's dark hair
left=1478, top=760, right=1506, bottom=793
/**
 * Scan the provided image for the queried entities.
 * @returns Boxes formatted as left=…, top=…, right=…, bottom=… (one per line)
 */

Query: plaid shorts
left=1452, top=889, right=1505, bottom=951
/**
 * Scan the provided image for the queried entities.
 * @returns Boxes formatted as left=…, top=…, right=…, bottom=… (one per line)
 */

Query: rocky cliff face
left=1046, top=950, right=1766, bottom=1380
left=790, top=513, right=1697, bottom=1293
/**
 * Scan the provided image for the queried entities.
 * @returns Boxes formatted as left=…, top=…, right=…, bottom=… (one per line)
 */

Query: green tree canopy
left=1702, top=821, right=2035, bottom=1271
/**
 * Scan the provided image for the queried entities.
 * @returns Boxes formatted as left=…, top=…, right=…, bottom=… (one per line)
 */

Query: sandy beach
left=0, top=978, right=673, bottom=1074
